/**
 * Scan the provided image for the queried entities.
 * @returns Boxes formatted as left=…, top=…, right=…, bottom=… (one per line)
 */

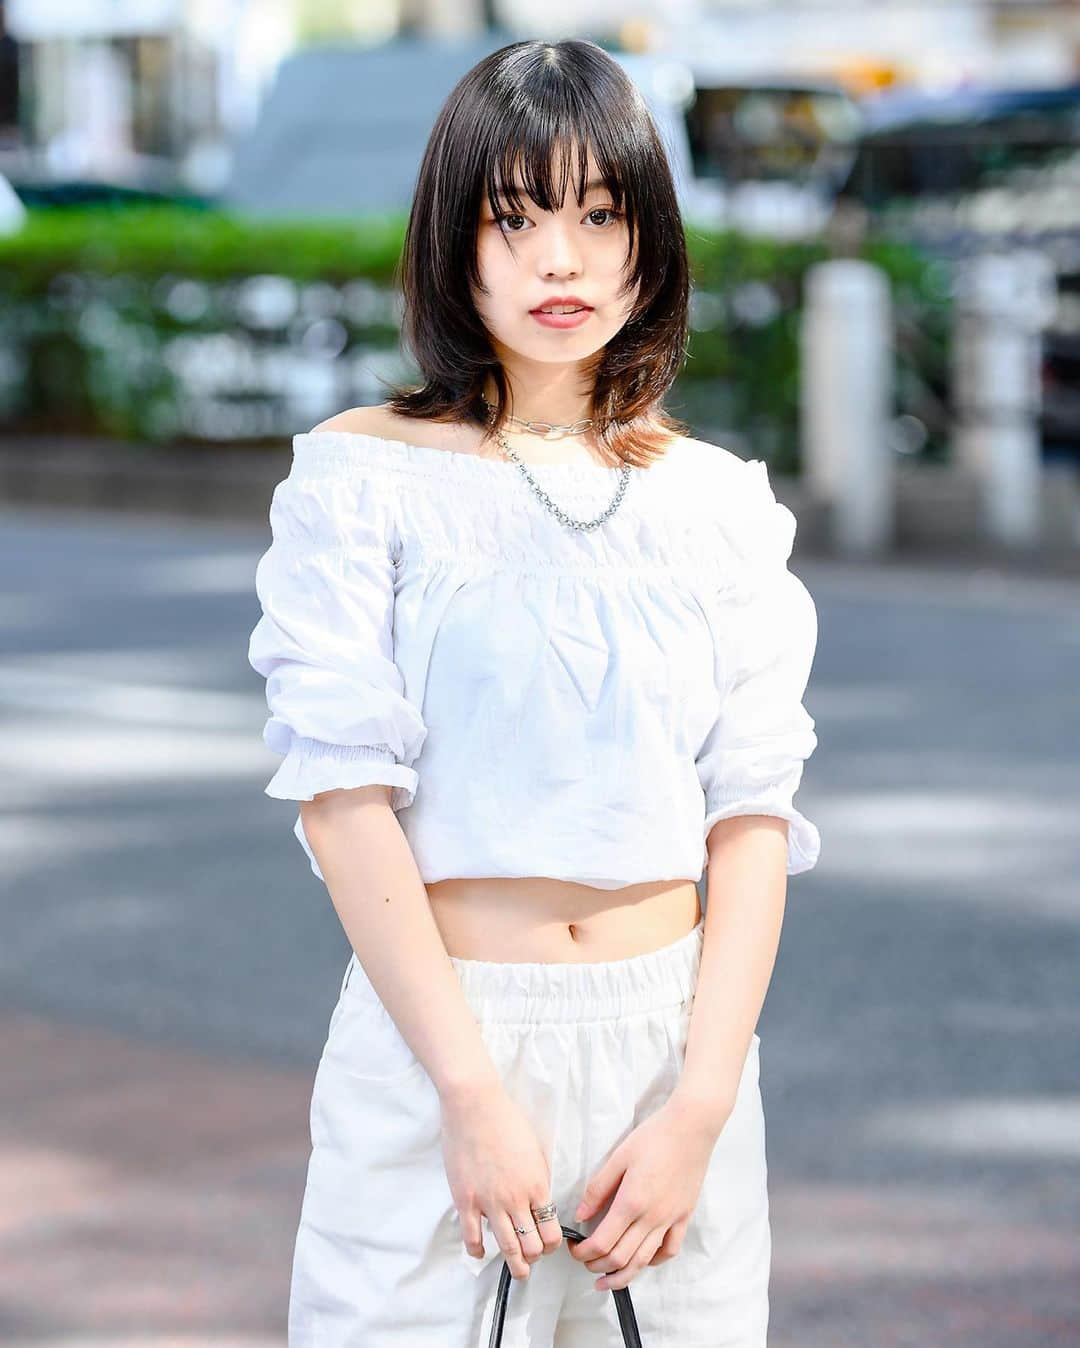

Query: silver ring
left=515, top=1222, right=538, bottom=1235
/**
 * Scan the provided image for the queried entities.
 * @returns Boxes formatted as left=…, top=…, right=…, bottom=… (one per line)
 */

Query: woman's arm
left=305, top=784, right=567, bottom=1279
left=249, top=450, right=559, bottom=1279
left=567, top=817, right=787, bottom=1286
left=669, top=815, right=788, bottom=1132
left=674, top=455, right=821, bottom=1128
left=301, top=784, right=503, bottom=1105
left=567, top=820, right=787, bottom=1285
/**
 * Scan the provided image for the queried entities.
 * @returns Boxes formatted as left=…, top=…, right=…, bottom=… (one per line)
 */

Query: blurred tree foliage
left=0, top=204, right=951, bottom=472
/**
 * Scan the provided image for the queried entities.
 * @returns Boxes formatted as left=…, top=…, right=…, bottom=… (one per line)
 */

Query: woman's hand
left=440, top=1081, right=565, bottom=1281
left=568, top=1095, right=726, bottom=1291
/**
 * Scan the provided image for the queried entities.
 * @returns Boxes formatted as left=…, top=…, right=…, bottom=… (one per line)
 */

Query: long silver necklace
left=481, top=399, right=632, bottom=532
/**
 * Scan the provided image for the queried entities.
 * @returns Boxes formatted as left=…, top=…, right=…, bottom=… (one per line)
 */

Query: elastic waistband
left=448, top=918, right=705, bottom=1025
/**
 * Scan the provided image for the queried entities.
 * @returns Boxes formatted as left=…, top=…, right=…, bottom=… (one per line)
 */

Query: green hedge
left=0, top=204, right=951, bottom=472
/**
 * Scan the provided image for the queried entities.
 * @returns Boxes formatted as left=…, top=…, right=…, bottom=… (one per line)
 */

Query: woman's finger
left=460, top=1206, right=485, bottom=1259
left=583, top=1214, right=653, bottom=1277
left=648, top=1215, right=688, bottom=1265
left=488, top=1209, right=534, bottom=1280
left=598, top=1223, right=668, bottom=1290
left=532, top=1201, right=564, bottom=1255
left=513, top=1208, right=546, bottom=1262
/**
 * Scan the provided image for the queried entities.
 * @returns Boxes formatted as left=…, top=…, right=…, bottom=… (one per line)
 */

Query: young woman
left=248, top=37, right=820, bottom=1348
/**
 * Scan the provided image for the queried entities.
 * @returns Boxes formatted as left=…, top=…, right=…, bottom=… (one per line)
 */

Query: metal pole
left=951, top=249, right=1057, bottom=548
left=801, top=258, right=895, bottom=556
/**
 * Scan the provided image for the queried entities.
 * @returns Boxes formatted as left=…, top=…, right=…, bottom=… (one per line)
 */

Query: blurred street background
left=0, top=0, right=1078, bottom=1345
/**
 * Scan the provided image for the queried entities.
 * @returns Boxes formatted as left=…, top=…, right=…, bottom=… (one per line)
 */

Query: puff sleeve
left=247, top=463, right=427, bottom=812
left=695, top=458, right=821, bottom=875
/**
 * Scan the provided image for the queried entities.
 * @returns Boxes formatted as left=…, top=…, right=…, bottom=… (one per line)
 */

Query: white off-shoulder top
left=247, top=429, right=821, bottom=889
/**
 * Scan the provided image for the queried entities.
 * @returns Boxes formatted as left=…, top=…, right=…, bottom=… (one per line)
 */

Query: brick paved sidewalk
left=0, top=1013, right=309, bottom=1346
left=3, top=1010, right=1079, bottom=1346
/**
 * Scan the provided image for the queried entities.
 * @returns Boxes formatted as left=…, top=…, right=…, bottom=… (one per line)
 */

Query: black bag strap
left=486, top=1223, right=643, bottom=1346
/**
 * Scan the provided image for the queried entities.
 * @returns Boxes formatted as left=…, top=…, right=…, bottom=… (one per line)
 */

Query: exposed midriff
left=425, top=875, right=702, bottom=962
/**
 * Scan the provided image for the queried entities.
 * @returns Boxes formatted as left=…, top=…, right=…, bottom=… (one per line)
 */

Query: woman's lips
left=529, top=306, right=593, bottom=330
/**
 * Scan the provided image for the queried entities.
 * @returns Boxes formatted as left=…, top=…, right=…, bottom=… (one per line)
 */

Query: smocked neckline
left=292, top=429, right=660, bottom=483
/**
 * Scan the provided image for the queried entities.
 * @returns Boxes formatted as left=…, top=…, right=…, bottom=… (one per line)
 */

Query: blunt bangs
left=384, top=38, right=692, bottom=467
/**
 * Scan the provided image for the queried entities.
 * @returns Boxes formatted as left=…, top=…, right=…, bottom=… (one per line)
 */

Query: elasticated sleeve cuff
left=695, top=457, right=821, bottom=878
left=247, top=463, right=427, bottom=816
left=264, top=736, right=419, bottom=811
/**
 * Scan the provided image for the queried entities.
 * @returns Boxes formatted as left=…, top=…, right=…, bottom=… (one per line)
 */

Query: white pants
left=288, top=917, right=771, bottom=1346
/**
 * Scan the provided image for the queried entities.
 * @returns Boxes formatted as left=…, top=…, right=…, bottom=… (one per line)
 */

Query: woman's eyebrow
left=494, top=177, right=610, bottom=201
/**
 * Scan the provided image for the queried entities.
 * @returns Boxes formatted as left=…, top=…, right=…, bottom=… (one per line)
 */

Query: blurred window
left=684, top=84, right=862, bottom=189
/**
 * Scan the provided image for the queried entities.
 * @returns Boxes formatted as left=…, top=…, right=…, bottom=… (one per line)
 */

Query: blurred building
left=658, top=2, right=1079, bottom=91
left=0, top=6, right=18, bottom=150
left=1, top=0, right=1077, bottom=197
left=1, top=0, right=393, bottom=192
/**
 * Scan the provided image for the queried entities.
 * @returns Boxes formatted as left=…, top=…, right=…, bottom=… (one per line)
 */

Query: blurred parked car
left=0, top=146, right=217, bottom=210
left=676, top=77, right=863, bottom=237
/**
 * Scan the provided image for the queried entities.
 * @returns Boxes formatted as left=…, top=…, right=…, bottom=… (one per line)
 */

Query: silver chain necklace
left=504, top=412, right=595, bottom=436
left=482, top=401, right=632, bottom=532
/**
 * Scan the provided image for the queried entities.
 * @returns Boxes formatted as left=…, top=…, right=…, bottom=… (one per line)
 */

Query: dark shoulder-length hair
left=380, top=38, right=692, bottom=468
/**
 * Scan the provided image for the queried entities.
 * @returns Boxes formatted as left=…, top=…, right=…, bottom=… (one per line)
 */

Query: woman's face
left=473, top=152, right=640, bottom=368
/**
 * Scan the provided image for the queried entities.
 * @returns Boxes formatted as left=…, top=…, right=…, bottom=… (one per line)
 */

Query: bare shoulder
left=308, top=404, right=475, bottom=453
left=309, top=404, right=400, bottom=437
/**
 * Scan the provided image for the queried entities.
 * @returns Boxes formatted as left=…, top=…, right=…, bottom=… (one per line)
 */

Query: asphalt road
left=1, top=500, right=1078, bottom=1346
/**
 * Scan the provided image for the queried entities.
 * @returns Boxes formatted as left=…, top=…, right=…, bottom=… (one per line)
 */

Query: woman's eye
left=494, top=207, right=623, bottom=233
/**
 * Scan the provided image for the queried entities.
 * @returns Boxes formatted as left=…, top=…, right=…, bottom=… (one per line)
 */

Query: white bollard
left=951, top=250, right=1056, bottom=548
left=800, top=259, right=894, bottom=556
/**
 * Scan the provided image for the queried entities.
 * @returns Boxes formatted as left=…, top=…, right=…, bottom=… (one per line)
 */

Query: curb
left=0, top=435, right=290, bottom=523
